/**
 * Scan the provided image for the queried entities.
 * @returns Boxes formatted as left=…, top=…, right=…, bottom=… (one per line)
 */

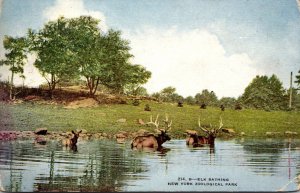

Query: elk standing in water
left=63, top=130, right=82, bottom=151
left=131, top=114, right=172, bottom=150
left=186, top=117, right=223, bottom=147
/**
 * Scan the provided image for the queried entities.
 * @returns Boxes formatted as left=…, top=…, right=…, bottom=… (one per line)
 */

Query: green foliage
left=125, top=86, right=148, bottom=96
left=156, top=86, right=184, bottom=102
left=194, top=89, right=218, bottom=106
left=219, top=97, right=237, bottom=108
left=295, top=70, right=300, bottom=89
left=66, top=16, right=103, bottom=96
left=184, top=96, right=196, bottom=105
left=27, top=16, right=151, bottom=97
left=240, top=75, right=286, bottom=110
left=28, top=17, right=78, bottom=98
left=123, top=66, right=151, bottom=96
left=132, top=99, right=140, bottom=106
left=2, top=36, right=28, bottom=99
left=96, top=30, right=151, bottom=94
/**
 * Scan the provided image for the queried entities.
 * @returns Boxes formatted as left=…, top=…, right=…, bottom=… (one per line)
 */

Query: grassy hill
left=1, top=98, right=299, bottom=139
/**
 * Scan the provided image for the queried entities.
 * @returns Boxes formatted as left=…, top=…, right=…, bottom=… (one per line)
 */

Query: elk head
left=198, top=116, right=223, bottom=144
left=70, top=130, right=82, bottom=146
left=146, top=114, right=172, bottom=145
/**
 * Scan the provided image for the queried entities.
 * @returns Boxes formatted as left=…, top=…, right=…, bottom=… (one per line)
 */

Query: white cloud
left=126, top=27, right=264, bottom=98
left=43, top=0, right=107, bottom=31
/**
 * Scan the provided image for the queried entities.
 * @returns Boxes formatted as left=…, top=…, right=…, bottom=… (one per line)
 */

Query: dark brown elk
left=131, top=114, right=172, bottom=149
left=186, top=117, right=223, bottom=147
left=63, top=130, right=82, bottom=150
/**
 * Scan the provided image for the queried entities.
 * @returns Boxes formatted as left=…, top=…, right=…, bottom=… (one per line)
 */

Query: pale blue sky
left=0, top=0, right=299, bottom=97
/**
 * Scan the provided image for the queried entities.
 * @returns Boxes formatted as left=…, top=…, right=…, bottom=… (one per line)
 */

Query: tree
left=185, top=96, right=196, bottom=105
left=97, top=30, right=151, bottom=94
left=66, top=16, right=103, bottom=96
left=160, top=86, right=176, bottom=102
left=195, top=89, right=218, bottom=106
left=295, top=70, right=300, bottom=90
left=154, top=86, right=183, bottom=102
left=240, top=75, right=286, bottom=110
left=1, top=36, right=28, bottom=100
left=68, top=21, right=151, bottom=95
left=125, top=86, right=148, bottom=96
left=219, top=97, right=237, bottom=108
left=123, top=64, right=151, bottom=96
left=28, top=17, right=78, bottom=98
left=29, top=16, right=151, bottom=97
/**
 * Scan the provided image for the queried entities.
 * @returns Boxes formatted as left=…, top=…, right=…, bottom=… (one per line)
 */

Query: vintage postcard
left=0, top=0, right=300, bottom=192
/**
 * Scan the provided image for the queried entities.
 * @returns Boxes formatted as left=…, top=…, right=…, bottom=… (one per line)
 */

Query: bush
left=144, top=104, right=151, bottom=111
left=132, top=99, right=140, bottom=106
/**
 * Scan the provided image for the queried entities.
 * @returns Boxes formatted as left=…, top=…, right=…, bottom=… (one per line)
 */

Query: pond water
left=0, top=138, right=299, bottom=192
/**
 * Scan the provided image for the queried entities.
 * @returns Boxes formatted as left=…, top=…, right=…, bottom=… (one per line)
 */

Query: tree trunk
left=86, top=77, right=100, bottom=97
left=9, top=71, right=14, bottom=100
left=92, top=78, right=100, bottom=96
left=48, top=74, right=56, bottom=99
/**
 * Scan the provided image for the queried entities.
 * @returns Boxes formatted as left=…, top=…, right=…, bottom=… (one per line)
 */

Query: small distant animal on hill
left=235, top=104, right=242, bottom=110
left=200, top=103, right=207, bottom=109
left=220, top=104, right=225, bottom=111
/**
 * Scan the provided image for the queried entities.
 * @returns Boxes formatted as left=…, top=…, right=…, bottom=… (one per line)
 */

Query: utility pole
left=289, top=71, right=293, bottom=108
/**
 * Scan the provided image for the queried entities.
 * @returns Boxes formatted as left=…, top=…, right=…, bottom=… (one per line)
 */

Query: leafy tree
left=29, top=16, right=151, bottom=97
left=123, top=65, right=151, bottom=95
left=170, top=93, right=184, bottom=102
left=28, top=17, right=78, bottom=98
left=219, top=97, right=237, bottom=108
left=195, top=89, right=218, bottom=106
left=295, top=70, right=300, bottom=90
left=66, top=16, right=103, bottom=96
left=185, top=96, right=196, bottom=105
left=97, top=30, right=151, bottom=94
left=125, top=86, right=148, bottom=96
left=68, top=22, right=151, bottom=95
left=240, top=75, right=286, bottom=110
left=1, top=36, right=28, bottom=100
left=151, top=92, right=161, bottom=101
left=153, top=86, right=183, bottom=102
left=159, top=86, right=176, bottom=102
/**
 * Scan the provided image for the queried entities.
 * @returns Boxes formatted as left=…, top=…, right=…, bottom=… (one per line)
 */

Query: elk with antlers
left=131, top=114, right=172, bottom=149
left=186, top=116, right=223, bottom=147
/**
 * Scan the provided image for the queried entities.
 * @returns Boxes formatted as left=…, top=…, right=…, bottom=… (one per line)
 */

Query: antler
left=163, top=114, right=172, bottom=131
left=217, top=116, right=223, bottom=131
left=146, top=114, right=160, bottom=131
left=198, top=116, right=209, bottom=133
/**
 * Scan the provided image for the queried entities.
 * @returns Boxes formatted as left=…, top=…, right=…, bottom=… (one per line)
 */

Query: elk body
left=62, top=130, right=82, bottom=149
left=186, top=117, right=223, bottom=147
left=131, top=115, right=172, bottom=149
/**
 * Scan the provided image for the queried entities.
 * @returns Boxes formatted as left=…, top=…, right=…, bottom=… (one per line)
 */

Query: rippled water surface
left=0, top=138, right=299, bottom=192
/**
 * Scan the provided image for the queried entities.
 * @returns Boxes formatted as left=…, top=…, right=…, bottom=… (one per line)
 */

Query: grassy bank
left=1, top=100, right=299, bottom=139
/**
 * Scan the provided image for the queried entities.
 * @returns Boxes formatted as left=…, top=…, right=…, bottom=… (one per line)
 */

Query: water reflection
left=235, top=138, right=299, bottom=176
left=0, top=138, right=299, bottom=192
left=0, top=140, right=148, bottom=192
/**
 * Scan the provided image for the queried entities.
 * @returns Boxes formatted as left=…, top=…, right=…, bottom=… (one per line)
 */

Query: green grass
left=1, top=100, right=300, bottom=138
